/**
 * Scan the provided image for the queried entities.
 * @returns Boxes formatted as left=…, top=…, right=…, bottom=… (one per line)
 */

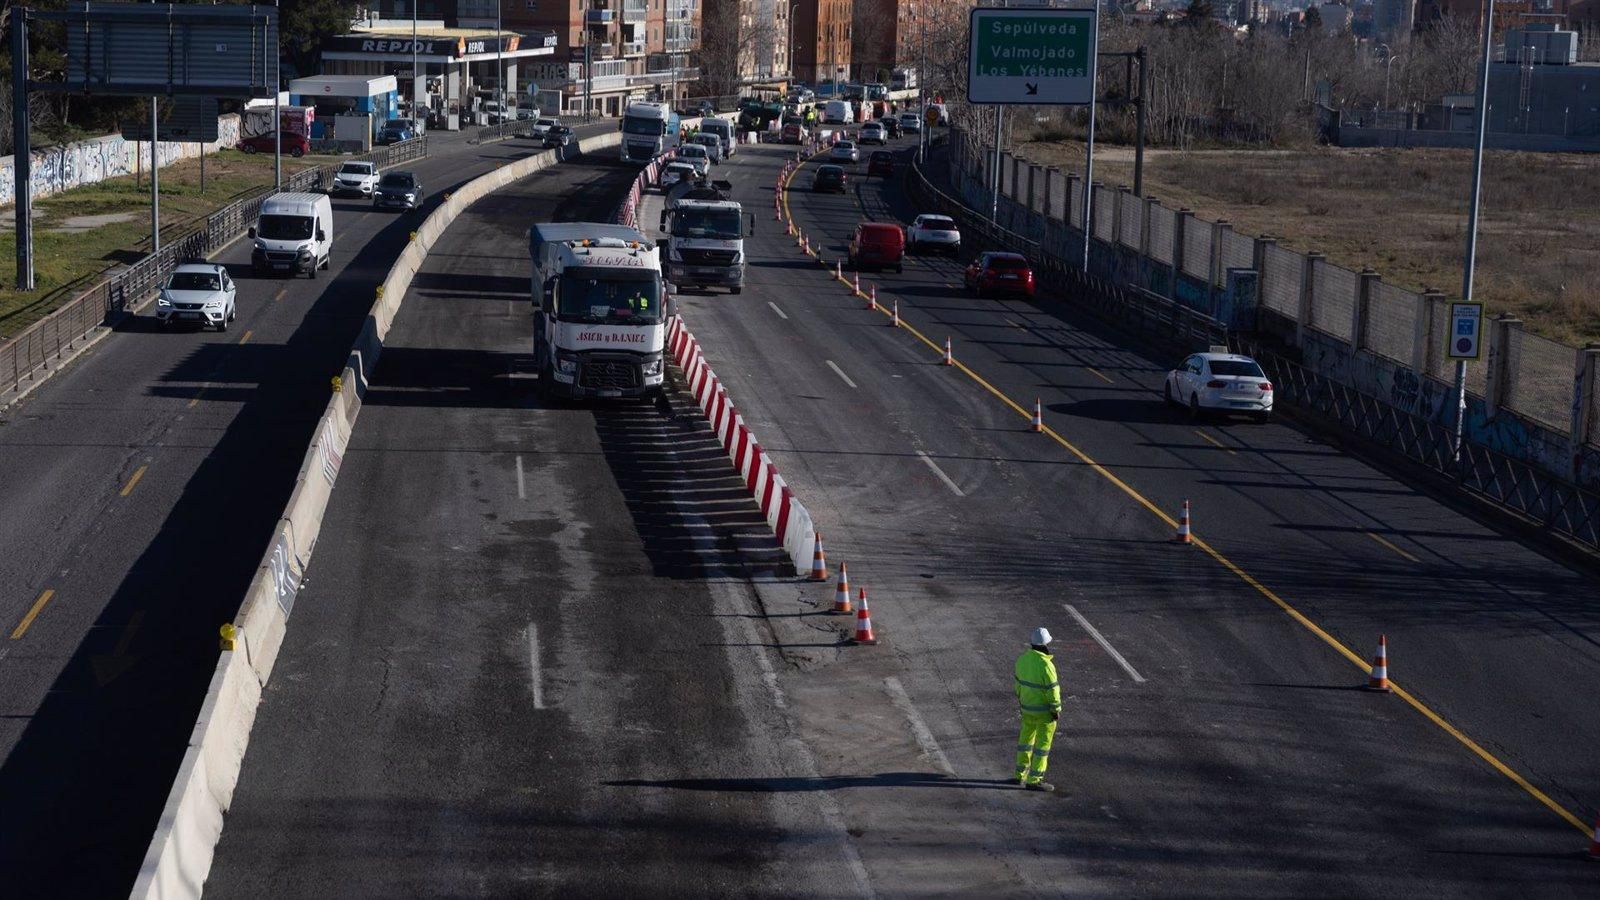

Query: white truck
left=658, top=180, right=753, bottom=295
left=619, top=101, right=681, bottom=163
left=249, top=192, right=333, bottom=278
left=528, top=223, right=669, bottom=398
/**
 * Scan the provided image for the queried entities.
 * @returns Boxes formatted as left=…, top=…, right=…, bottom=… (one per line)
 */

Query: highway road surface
left=0, top=125, right=612, bottom=896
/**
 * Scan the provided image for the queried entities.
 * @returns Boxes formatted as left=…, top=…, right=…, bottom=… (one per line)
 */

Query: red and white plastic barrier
left=666, top=314, right=817, bottom=573
left=615, top=152, right=675, bottom=228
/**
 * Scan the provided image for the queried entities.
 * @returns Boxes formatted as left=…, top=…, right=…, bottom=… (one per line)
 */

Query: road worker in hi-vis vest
left=1013, top=627, right=1061, bottom=792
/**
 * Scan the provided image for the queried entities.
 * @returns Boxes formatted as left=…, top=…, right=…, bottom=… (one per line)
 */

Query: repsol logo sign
left=361, top=39, right=438, bottom=54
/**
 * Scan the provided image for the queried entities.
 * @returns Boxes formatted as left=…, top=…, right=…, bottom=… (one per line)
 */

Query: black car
left=876, top=115, right=902, bottom=138
left=374, top=171, right=424, bottom=210
left=812, top=164, right=847, bottom=194
left=542, top=125, right=574, bottom=148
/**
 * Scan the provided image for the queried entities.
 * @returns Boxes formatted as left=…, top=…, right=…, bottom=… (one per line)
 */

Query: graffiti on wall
left=0, top=114, right=242, bottom=207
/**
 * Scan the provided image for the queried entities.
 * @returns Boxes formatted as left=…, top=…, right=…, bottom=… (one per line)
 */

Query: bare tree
left=699, top=0, right=782, bottom=95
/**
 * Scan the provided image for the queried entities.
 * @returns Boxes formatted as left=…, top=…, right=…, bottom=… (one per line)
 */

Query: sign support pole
left=1081, top=13, right=1099, bottom=272
left=12, top=10, right=34, bottom=290
left=150, top=96, right=161, bottom=255
left=274, top=0, right=282, bottom=189
left=1454, top=0, right=1495, bottom=465
left=990, top=105, right=1003, bottom=222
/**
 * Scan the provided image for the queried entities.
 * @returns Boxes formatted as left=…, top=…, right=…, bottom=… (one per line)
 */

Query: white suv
left=907, top=214, right=961, bottom=255
left=156, top=263, right=237, bottom=331
left=330, top=161, right=378, bottom=197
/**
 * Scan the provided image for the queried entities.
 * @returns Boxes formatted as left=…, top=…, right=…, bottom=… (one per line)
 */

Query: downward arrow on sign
left=1025, top=83, right=1039, bottom=96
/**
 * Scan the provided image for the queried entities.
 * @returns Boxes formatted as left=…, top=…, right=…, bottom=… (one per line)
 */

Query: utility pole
left=150, top=97, right=160, bottom=255
left=1454, top=0, right=1496, bottom=463
left=12, top=9, right=34, bottom=289
left=1081, top=8, right=1099, bottom=271
left=412, top=0, right=419, bottom=119
left=274, top=0, right=281, bottom=189
left=497, top=0, right=504, bottom=126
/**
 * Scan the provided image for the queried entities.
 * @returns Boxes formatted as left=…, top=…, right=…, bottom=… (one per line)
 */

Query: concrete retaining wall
left=128, top=130, right=625, bottom=900
left=1, top=115, right=244, bottom=208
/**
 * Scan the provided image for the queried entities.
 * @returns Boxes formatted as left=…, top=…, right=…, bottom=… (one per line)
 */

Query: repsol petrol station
left=318, top=24, right=557, bottom=130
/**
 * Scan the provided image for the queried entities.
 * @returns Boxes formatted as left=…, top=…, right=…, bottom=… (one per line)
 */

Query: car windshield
left=338, top=163, right=373, bottom=175
left=557, top=270, right=662, bottom=324
left=257, top=214, right=312, bottom=240
left=921, top=216, right=955, bottom=230
left=871, top=152, right=891, bottom=161
left=379, top=174, right=414, bottom=189
left=673, top=209, right=742, bottom=239
left=623, top=116, right=664, bottom=135
left=1210, top=360, right=1266, bottom=378
left=836, top=141, right=855, bottom=150
left=679, top=145, right=707, bottom=157
left=168, top=272, right=221, bottom=291
left=817, top=167, right=843, bottom=178
left=989, top=256, right=1029, bottom=270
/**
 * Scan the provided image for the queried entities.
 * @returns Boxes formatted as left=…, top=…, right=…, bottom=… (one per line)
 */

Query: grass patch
left=0, top=150, right=325, bottom=338
left=1012, top=140, right=1600, bottom=346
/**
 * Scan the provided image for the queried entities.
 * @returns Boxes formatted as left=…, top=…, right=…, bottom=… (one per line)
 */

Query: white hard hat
left=1030, top=627, right=1052, bottom=647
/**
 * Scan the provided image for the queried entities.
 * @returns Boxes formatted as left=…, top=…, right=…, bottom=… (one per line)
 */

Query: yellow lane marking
left=187, top=388, right=205, bottom=409
left=1007, top=319, right=1025, bottom=330
left=1367, top=531, right=1421, bottom=564
left=238, top=330, right=253, bottom=345
left=119, top=465, right=148, bottom=498
left=1085, top=365, right=1114, bottom=385
left=1193, top=429, right=1237, bottom=455
left=11, top=590, right=55, bottom=640
left=273, top=288, right=288, bottom=302
left=781, top=181, right=1590, bottom=836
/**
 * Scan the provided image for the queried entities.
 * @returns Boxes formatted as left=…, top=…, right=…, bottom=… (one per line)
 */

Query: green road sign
left=967, top=8, right=1097, bottom=106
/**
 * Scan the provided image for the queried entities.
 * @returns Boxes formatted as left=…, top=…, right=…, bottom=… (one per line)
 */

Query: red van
left=848, top=222, right=906, bottom=273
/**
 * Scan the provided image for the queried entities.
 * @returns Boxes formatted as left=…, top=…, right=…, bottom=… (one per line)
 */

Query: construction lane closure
left=776, top=142, right=1594, bottom=839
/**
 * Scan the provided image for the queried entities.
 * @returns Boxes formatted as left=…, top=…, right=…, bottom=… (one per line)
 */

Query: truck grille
left=679, top=248, right=737, bottom=266
left=266, top=250, right=300, bottom=263
left=579, top=360, right=641, bottom=390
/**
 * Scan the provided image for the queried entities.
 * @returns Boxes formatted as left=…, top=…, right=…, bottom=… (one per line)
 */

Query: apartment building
left=793, top=0, right=852, bottom=86
left=700, top=0, right=793, bottom=90
left=851, top=0, right=975, bottom=85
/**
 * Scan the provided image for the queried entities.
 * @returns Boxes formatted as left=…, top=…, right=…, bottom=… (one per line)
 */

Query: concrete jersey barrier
left=128, top=131, right=625, bottom=900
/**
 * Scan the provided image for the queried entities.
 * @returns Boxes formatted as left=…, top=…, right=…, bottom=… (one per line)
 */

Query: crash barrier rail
left=665, top=315, right=817, bottom=575
left=129, top=130, right=623, bottom=900
left=910, top=141, right=1600, bottom=554
left=1, top=137, right=428, bottom=399
left=942, top=128, right=1600, bottom=478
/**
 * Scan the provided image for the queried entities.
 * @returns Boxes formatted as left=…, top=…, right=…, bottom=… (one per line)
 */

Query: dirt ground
left=1015, top=140, right=1600, bottom=346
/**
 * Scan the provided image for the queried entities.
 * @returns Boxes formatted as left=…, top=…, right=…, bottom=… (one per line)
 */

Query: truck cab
left=658, top=183, right=753, bottom=295
left=620, top=101, right=681, bottom=163
left=528, top=223, right=669, bottom=398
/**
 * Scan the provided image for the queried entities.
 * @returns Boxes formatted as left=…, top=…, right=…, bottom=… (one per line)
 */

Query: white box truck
left=619, top=101, right=682, bottom=163
left=249, top=192, right=333, bottom=278
left=528, top=223, right=669, bottom=398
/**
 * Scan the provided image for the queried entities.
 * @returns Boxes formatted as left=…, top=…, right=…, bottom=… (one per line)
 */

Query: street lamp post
left=1383, top=54, right=1399, bottom=109
left=412, top=0, right=419, bottom=119
left=789, top=2, right=799, bottom=83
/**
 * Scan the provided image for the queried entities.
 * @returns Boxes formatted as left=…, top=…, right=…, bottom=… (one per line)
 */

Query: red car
left=963, top=251, right=1035, bottom=299
left=238, top=131, right=309, bottom=158
left=848, top=222, right=906, bottom=273
left=867, top=150, right=894, bottom=177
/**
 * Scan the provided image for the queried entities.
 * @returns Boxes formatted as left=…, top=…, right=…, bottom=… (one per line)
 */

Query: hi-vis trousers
left=1015, top=712, right=1057, bottom=784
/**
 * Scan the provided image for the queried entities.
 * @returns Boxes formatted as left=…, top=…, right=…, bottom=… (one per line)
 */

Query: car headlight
left=643, top=357, right=664, bottom=377
left=730, top=251, right=742, bottom=265
left=669, top=247, right=683, bottom=262
left=555, top=352, right=578, bottom=375
left=157, top=295, right=171, bottom=307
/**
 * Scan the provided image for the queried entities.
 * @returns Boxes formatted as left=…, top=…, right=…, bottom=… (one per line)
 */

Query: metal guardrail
left=2, top=137, right=429, bottom=396
left=909, top=141, right=1600, bottom=555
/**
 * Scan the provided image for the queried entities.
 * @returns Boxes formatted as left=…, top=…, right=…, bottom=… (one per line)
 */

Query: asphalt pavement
left=0, top=123, right=613, bottom=897
left=623, top=135, right=1600, bottom=894
left=204, top=149, right=862, bottom=897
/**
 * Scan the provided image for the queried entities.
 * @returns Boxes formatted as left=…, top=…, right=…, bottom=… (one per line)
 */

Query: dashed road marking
left=1084, top=365, right=1114, bottom=384
left=1367, top=531, right=1421, bottom=564
left=914, top=450, right=965, bottom=498
left=526, top=624, right=545, bottom=709
left=10, top=590, right=55, bottom=640
left=120, top=465, right=148, bottom=498
left=767, top=301, right=789, bottom=320
left=238, top=329, right=253, bottom=345
left=1063, top=604, right=1146, bottom=683
left=825, top=360, right=858, bottom=389
left=273, top=288, right=288, bottom=302
left=883, top=676, right=956, bottom=775
left=1193, top=429, right=1237, bottom=455
left=516, top=454, right=527, bottom=500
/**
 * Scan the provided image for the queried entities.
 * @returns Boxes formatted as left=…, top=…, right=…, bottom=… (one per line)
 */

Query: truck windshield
left=623, top=116, right=664, bottom=136
left=558, top=270, right=661, bottom=324
left=257, top=214, right=313, bottom=240
left=673, top=209, right=742, bottom=240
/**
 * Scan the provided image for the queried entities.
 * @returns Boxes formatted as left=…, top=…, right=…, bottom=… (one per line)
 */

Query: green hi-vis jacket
left=1014, top=648, right=1061, bottom=714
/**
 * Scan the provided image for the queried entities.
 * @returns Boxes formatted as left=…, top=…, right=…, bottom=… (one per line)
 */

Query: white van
left=823, top=99, right=854, bottom=125
left=699, top=117, right=735, bottom=157
left=249, top=192, right=333, bottom=278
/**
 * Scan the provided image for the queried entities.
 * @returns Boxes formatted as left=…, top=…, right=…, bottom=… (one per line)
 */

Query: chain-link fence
left=1221, top=229, right=1254, bottom=278
left=1261, top=244, right=1303, bottom=318
left=1181, top=219, right=1210, bottom=281
left=1312, top=263, right=1357, bottom=340
left=1504, top=328, right=1575, bottom=431
left=1366, top=282, right=1417, bottom=366
left=1149, top=204, right=1175, bottom=264
left=1119, top=191, right=1141, bottom=249
left=3, top=137, right=428, bottom=395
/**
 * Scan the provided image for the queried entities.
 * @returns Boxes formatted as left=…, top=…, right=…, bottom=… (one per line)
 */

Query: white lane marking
left=825, top=359, right=858, bottom=389
left=1063, top=603, right=1146, bottom=683
left=915, top=450, right=965, bottom=498
left=883, top=676, right=956, bottom=776
left=767, top=301, right=789, bottom=320
left=516, top=454, right=527, bottom=500
left=527, top=624, right=546, bottom=708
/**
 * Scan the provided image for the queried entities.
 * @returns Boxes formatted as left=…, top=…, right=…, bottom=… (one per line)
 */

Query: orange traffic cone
left=1031, top=398, right=1044, bottom=433
left=1174, top=500, right=1192, bottom=544
left=809, top=531, right=828, bottom=581
left=891, top=299, right=900, bottom=327
left=868, top=284, right=877, bottom=311
left=786, top=219, right=793, bottom=236
left=1586, top=814, right=1600, bottom=861
left=942, top=337, right=954, bottom=366
left=831, top=562, right=853, bottom=614
left=796, top=227, right=804, bottom=247
left=851, top=589, right=878, bottom=645
left=1364, top=635, right=1392, bottom=692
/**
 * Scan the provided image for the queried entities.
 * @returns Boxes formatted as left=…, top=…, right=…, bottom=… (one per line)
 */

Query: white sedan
left=676, top=143, right=712, bottom=176
left=830, top=140, right=859, bottom=163
left=156, top=262, right=237, bottom=331
left=906, top=214, right=961, bottom=256
left=1164, top=351, right=1274, bottom=422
